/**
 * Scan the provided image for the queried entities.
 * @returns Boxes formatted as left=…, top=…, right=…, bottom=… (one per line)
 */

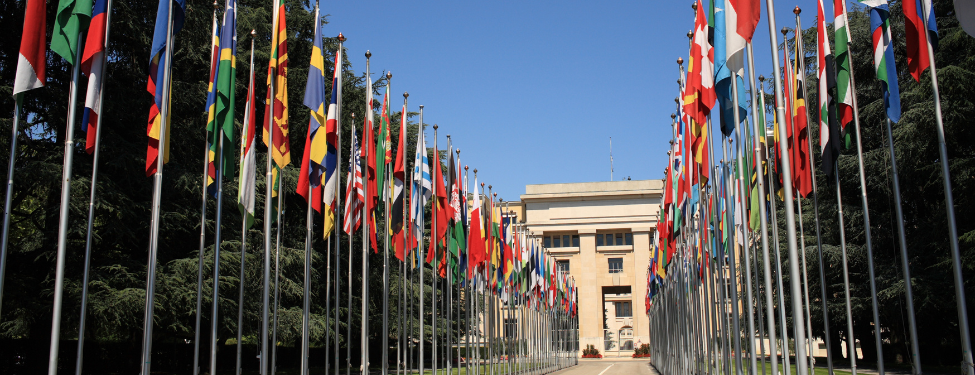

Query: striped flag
left=714, top=0, right=749, bottom=136
left=320, top=41, right=341, bottom=239
left=343, top=117, right=364, bottom=234
left=791, top=36, right=812, bottom=198
left=833, top=0, right=855, bottom=129
left=903, top=0, right=938, bottom=81
left=13, top=0, right=47, bottom=96
left=203, top=7, right=220, bottom=195
left=297, top=6, right=325, bottom=216
left=208, top=0, right=237, bottom=185
left=411, top=127, right=432, bottom=255
left=377, top=84, right=390, bottom=201
left=861, top=0, right=901, bottom=122
left=820, top=0, right=843, bottom=176
left=238, top=53, right=257, bottom=228
left=81, top=0, right=109, bottom=154
left=145, top=0, right=187, bottom=176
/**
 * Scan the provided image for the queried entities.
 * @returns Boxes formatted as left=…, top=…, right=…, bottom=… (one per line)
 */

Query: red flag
left=297, top=124, right=323, bottom=211
left=13, top=0, right=46, bottom=95
left=363, top=118, right=378, bottom=252
left=426, top=149, right=448, bottom=264
left=730, top=0, right=760, bottom=42
left=683, top=0, right=716, bottom=126
left=903, top=0, right=931, bottom=82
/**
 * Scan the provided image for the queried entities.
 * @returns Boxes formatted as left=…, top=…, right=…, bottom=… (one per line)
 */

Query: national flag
left=80, top=0, right=109, bottom=154
left=833, top=0, right=855, bottom=131
left=344, top=115, right=364, bottom=234
left=207, top=0, right=237, bottom=189
left=411, top=127, right=432, bottom=259
left=447, top=148, right=465, bottom=279
left=820, top=0, right=843, bottom=176
left=51, top=0, right=93, bottom=64
left=296, top=6, right=324, bottom=213
left=861, top=0, right=901, bottom=122
left=377, top=84, right=390, bottom=201
left=13, top=0, right=47, bottom=96
left=730, top=0, right=760, bottom=41
left=145, top=0, right=187, bottom=176
left=238, top=56, right=257, bottom=228
left=392, top=101, right=407, bottom=261
left=427, top=146, right=448, bottom=265
left=684, top=0, right=717, bottom=126
left=468, top=177, right=485, bottom=277
left=363, top=82, right=378, bottom=251
left=791, top=35, right=812, bottom=198
left=714, top=0, right=749, bottom=136
left=264, top=2, right=290, bottom=211
left=203, top=9, right=220, bottom=194
left=903, top=0, right=938, bottom=81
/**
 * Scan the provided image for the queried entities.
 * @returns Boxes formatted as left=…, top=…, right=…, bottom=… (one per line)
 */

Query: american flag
left=343, top=120, right=364, bottom=234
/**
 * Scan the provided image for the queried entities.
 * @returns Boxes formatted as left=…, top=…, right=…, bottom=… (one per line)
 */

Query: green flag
left=51, top=0, right=93, bottom=64
left=377, top=84, right=390, bottom=200
left=209, top=1, right=236, bottom=180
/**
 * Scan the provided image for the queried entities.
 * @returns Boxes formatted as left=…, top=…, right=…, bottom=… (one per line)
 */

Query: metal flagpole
left=236, top=32, right=257, bottom=375
left=417, top=105, right=426, bottom=375
left=48, top=32, right=86, bottom=375
left=920, top=14, right=974, bottom=375
left=432, top=125, right=440, bottom=375
left=140, top=0, right=176, bottom=370
left=764, top=2, right=812, bottom=373
left=752, top=75, right=780, bottom=375
left=264, top=1, right=280, bottom=373
left=75, top=0, right=115, bottom=371
left=210, top=134, right=228, bottom=375
left=733, top=110, right=759, bottom=375
left=766, top=132, right=792, bottom=375
left=727, top=73, right=747, bottom=375
left=301, top=170, right=314, bottom=375
left=352, top=109, right=360, bottom=375
left=361, top=92, right=372, bottom=375
left=0, top=91, right=21, bottom=320
left=335, top=46, right=345, bottom=375
left=271, top=171, right=285, bottom=375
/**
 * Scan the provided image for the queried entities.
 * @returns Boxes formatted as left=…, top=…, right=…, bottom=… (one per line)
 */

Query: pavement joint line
left=598, top=363, right=616, bottom=375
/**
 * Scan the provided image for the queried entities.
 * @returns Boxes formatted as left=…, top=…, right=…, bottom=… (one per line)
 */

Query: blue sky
left=321, top=0, right=825, bottom=200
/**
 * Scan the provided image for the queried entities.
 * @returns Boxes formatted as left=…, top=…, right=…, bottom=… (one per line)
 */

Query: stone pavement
left=549, top=359, right=655, bottom=375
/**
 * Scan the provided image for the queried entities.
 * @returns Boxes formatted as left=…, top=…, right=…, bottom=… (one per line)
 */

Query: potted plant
left=582, top=344, right=603, bottom=359
left=632, top=344, right=652, bottom=358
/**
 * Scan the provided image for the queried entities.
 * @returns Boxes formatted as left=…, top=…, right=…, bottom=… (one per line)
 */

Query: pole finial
left=419, top=105, right=424, bottom=110
left=691, top=2, right=697, bottom=11
left=433, top=124, right=438, bottom=130
left=387, top=71, right=392, bottom=79
left=404, top=92, right=409, bottom=98
left=794, top=6, right=801, bottom=15
left=365, top=50, right=372, bottom=59
left=465, top=165, right=469, bottom=171
left=759, top=75, right=765, bottom=82
left=671, top=113, right=676, bottom=120
left=687, top=30, right=693, bottom=39
left=351, top=112, right=356, bottom=119
left=781, top=27, right=789, bottom=36
left=456, top=148, right=460, bottom=155
left=251, top=29, right=256, bottom=37
left=677, top=57, right=684, bottom=65
left=338, top=33, right=346, bottom=42
left=213, top=1, right=218, bottom=9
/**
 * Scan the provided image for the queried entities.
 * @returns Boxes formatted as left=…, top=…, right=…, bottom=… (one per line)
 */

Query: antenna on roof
left=610, top=137, right=614, bottom=181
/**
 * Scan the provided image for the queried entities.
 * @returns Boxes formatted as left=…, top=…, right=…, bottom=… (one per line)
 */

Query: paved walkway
left=549, top=359, right=655, bottom=375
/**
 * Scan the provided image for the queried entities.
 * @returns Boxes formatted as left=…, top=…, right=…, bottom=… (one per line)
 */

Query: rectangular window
left=605, top=234, right=614, bottom=246
left=562, top=235, right=571, bottom=248
left=552, top=236, right=561, bottom=248
left=614, top=301, right=632, bottom=317
left=615, top=233, right=623, bottom=246
left=596, top=234, right=604, bottom=246
left=596, top=231, right=634, bottom=247
left=544, top=236, right=551, bottom=248
left=572, top=235, right=580, bottom=247
left=557, top=260, right=570, bottom=275
left=625, top=233, right=633, bottom=245
left=608, top=258, right=623, bottom=273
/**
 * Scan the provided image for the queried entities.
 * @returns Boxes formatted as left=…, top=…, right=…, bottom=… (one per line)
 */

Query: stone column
left=632, top=227, right=653, bottom=348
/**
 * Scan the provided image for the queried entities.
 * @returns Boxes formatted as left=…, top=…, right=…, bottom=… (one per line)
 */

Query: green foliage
left=0, top=0, right=447, bottom=372
left=756, top=0, right=975, bottom=367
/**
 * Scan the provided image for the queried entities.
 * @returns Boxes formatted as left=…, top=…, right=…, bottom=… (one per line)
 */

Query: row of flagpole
left=3, top=0, right=583, bottom=374
left=648, top=2, right=974, bottom=375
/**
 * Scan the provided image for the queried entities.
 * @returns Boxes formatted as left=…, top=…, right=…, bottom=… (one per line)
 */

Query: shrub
left=582, top=344, right=603, bottom=358
left=632, top=344, right=651, bottom=358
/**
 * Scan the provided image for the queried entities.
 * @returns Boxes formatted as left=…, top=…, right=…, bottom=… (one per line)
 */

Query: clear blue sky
left=322, top=0, right=825, bottom=201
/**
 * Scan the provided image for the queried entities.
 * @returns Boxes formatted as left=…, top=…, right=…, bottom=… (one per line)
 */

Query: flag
left=791, top=35, right=812, bottom=198
left=207, top=0, right=237, bottom=189
left=862, top=0, right=901, bottom=122
left=903, top=0, right=937, bottom=81
left=203, top=10, right=220, bottom=194
left=296, top=6, right=324, bottom=213
left=467, top=177, right=485, bottom=277
left=344, top=118, right=364, bottom=234
left=363, top=80, right=378, bottom=251
left=820, top=0, right=843, bottom=177
left=714, top=0, right=749, bottom=136
left=377, top=84, right=390, bottom=201
left=238, top=56, right=257, bottom=228
left=956, top=0, right=975, bottom=38
left=264, top=2, right=290, bottom=212
left=145, top=0, right=187, bottom=176
left=684, top=0, right=717, bottom=126
left=730, top=0, right=760, bottom=41
left=448, top=148, right=465, bottom=278
left=426, top=146, right=448, bottom=265
left=51, top=0, right=93, bottom=64
left=833, top=0, right=855, bottom=131
left=411, top=127, right=432, bottom=259
left=81, top=0, right=109, bottom=154
left=392, top=101, right=407, bottom=261
left=13, top=0, right=47, bottom=96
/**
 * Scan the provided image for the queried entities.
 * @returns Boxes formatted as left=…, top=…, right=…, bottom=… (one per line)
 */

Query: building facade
left=511, top=179, right=663, bottom=356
